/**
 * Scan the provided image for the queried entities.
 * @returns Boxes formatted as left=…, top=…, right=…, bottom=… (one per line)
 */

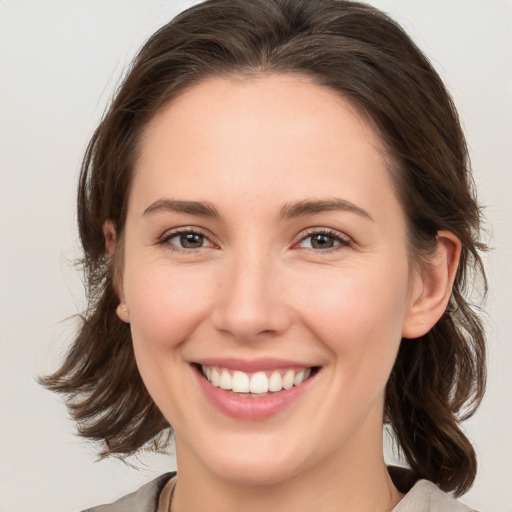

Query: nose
left=211, top=249, right=292, bottom=342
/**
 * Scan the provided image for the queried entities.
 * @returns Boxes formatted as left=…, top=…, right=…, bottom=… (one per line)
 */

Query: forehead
left=141, top=73, right=384, bottom=161
left=130, top=74, right=401, bottom=224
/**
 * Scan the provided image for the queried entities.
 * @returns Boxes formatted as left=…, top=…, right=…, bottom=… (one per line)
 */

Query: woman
left=42, top=0, right=487, bottom=510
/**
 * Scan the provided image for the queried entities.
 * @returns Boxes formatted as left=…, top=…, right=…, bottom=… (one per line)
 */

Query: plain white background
left=1, top=1, right=511, bottom=511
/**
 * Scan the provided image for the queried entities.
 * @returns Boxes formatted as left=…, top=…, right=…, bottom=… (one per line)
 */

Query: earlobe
left=116, top=303, right=130, bottom=323
left=103, top=221, right=130, bottom=324
left=402, top=231, right=461, bottom=339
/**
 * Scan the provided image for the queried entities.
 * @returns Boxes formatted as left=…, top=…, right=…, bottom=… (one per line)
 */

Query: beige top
left=393, top=480, right=476, bottom=511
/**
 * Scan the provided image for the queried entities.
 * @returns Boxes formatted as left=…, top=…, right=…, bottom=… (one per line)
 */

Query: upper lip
left=192, top=357, right=316, bottom=373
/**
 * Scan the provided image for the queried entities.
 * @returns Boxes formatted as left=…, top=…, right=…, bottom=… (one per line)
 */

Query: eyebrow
left=278, top=198, right=373, bottom=221
left=143, top=199, right=221, bottom=218
left=142, top=197, right=372, bottom=221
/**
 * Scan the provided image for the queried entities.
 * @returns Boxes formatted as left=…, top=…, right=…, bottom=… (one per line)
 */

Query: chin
left=193, top=434, right=315, bottom=487
left=213, top=457, right=307, bottom=487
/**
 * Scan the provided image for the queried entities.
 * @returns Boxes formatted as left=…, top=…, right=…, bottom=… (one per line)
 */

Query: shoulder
left=393, top=479, right=478, bottom=512
left=81, top=472, right=175, bottom=512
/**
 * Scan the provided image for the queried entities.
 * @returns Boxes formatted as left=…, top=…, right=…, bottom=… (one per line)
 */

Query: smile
left=193, top=361, right=320, bottom=420
left=200, top=365, right=313, bottom=394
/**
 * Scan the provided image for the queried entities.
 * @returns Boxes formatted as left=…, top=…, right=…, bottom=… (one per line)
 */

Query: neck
left=171, top=434, right=403, bottom=512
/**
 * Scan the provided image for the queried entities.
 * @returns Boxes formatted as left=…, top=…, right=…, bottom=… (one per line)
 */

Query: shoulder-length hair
left=42, top=0, right=487, bottom=496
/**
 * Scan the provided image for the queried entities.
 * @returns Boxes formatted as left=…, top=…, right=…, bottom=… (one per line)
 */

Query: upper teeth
left=202, top=366, right=312, bottom=394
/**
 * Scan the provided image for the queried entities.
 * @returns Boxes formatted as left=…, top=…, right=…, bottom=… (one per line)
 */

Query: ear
left=402, top=230, right=461, bottom=339
left=103, top=220, right=117, bottom=256
left=103, top=221, right=130, bottom=323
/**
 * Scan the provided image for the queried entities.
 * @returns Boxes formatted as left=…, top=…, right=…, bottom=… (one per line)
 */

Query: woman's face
left=116, top=75, right=423, bottom=485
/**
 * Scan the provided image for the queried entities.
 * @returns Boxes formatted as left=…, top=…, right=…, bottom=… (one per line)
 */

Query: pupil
left=312, top=234, right=333, bottom=249
left=180, top=233, right=203, bottom=248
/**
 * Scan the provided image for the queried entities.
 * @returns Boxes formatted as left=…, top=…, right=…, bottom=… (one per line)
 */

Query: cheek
left=122, top=263, right=218, bottom=424
left=125, top=263, right=215, bottom=353
left=295, top=261, right=410, bottom=371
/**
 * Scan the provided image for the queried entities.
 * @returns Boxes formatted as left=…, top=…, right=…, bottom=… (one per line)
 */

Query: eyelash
left=295, top=228, right=351, bottom=253
left=158, top=227, right=351, bottom=253
left=158, top=227, right=215, bottom=253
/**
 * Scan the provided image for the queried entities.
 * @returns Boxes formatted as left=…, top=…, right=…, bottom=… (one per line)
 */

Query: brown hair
left=41, top=0, right=487, bottom=495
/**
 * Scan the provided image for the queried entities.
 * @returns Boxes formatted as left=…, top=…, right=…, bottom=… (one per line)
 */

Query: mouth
left=191, top=358, right=321, bottom=419
left=193, top=363, right=320, bottom=397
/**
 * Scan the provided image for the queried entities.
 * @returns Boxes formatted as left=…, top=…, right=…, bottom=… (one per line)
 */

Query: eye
left=160, top=229, right=215, bottom=250
left=297, top=229, right=351, bottom=251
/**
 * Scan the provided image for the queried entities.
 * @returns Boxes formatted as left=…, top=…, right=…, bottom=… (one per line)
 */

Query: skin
left=106, top=74, right=460, bottom=512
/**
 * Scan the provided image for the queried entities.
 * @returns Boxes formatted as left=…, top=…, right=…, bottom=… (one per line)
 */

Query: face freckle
left=118, top=74, right=420, bottom=485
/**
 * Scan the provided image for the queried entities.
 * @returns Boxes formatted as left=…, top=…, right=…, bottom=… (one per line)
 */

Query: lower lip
left=194, top=367, right=315, bottom=421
